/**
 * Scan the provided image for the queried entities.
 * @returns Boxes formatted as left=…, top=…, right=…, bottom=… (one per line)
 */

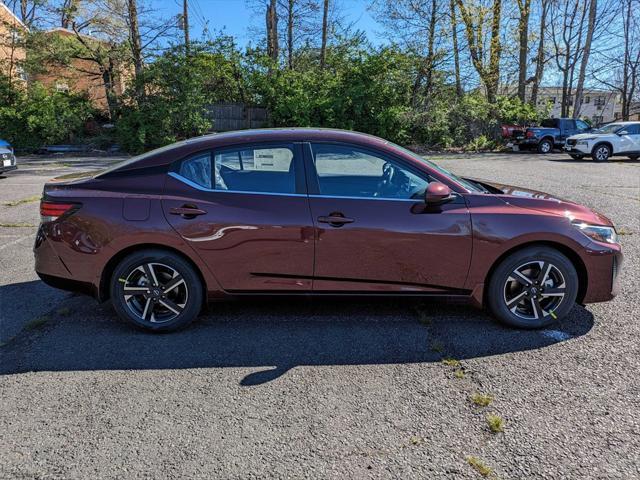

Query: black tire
left=110, top=249, right=204, bottom=332
left=629, top=155, right=639, bottom=161
left=537, top=138, right=553, bottom=154
left=569, top=154, right=584, bottom=160
left=592, top=143, right=611, bottom=162
left=486, top=246, right=578, bottom=329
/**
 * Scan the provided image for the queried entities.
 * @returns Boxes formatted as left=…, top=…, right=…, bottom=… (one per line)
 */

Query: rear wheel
left=569, top=154, right=584, bottom=160
left=110, top=249, right=203, bottom=332
left=487, top=246, right=578, bottom=329
left=592, top=144, right=611, bottom=162
left=537, top=139, right=553, bottom=154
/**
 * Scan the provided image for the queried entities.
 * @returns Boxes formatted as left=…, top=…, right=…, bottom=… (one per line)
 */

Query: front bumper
left=563, top=144, right=591, bottom=155
left=580, top=241, right=623, bottom=303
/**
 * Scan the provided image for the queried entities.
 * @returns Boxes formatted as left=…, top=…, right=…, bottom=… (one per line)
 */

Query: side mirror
left=425, top=181, right=454, bottom=206
left=617, top=130, right=629, bottom=136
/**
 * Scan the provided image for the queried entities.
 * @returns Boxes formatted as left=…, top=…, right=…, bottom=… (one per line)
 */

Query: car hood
left=469, top=178, right=614, bottom=226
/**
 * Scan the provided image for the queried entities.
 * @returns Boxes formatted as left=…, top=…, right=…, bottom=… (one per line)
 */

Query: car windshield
left=593, top=123, right=624, bottom=134
left=389, top=143, right=486, bottom=192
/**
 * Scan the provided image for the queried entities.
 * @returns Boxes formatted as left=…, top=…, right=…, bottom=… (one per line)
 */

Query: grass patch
left=409, top=435, right=423, bottom=446
left=471, top=393, right=493, bottom=407
left=24, top=315, right=50, bottom=331
left=466, top=456, right=493, bottom=477
left=0, top=222, right=36, bottom=227
left=486, top=414, right=505, bottom=433
left=4, top=195, right=40, bottom=207
left=617, top=227, right=633, bottom=236
left=454, top=368, right=465, bottom=379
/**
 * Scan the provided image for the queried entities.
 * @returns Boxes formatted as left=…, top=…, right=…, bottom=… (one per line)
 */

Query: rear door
left=304, top=142, right=472, bottom=293
left=162, top=143, right=315, bottom=292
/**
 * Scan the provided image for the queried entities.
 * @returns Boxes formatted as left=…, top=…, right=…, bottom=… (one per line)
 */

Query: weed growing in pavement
left=409, top=436, right=423, bottom=446
left=4, top=195, right=40, bottom=207
left=466, top=456, right=493, bottom=477
left=430, top=340, right=444, bottom=353
left=24, top=315, right=50, bottom=331
left=454, top=368, right=465, bottom=379
left=442, top=358, right=461, bottom=368
left=471, top=393, right=493, bottom=407
left=486, top=414, right=505, bottom=433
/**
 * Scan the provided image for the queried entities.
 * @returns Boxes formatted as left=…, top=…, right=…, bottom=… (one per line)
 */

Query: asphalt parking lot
left=1, top=152, right=639, bottom=479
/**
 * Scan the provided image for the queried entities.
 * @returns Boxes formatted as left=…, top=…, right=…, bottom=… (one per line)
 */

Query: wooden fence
left=205, top=103, right=269, bottom=132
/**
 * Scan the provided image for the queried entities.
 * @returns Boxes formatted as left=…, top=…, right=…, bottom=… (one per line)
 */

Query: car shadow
left=0, top=280, right=595, bottom=385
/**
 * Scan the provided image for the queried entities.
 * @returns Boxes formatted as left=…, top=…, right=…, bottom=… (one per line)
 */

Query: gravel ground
left=1, top=152, right=639, bottom=479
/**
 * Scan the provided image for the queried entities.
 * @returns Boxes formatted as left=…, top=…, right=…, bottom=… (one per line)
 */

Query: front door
left=305, top=143, right=473, bottom=293
left=162, top=143, right=314, bottom=292
left=617, top=123, right=640, bottom=153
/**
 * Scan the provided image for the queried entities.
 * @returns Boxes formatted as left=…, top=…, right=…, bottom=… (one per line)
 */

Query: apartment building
left=0, top=2, right=26, bottom=82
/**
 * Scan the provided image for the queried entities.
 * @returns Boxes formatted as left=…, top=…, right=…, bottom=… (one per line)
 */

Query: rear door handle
left=169, top=205, right=207, bottom=218
left=317, top=215, right=354, bottom=227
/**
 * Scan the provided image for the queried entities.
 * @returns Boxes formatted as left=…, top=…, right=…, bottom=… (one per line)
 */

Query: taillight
left=40, top=201, right=78, bottom=223
left=526, top=130, right=535, bottom=138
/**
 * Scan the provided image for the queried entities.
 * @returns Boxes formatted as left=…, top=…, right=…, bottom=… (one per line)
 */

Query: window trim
left=170, top=142, right=307, bottom=196
left=303, top=141, right=432, bottom=199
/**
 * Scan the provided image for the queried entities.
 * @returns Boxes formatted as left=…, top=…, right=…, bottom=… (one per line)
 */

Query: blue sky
left=153, top=0, right=381, bottom=46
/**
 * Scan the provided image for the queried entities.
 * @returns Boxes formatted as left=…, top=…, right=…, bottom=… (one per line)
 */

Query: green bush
left=0, top=75, right=95, bottom=150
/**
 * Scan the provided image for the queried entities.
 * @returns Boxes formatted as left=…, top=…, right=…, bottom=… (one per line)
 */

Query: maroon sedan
left=35, top=129, right=622, bottom=332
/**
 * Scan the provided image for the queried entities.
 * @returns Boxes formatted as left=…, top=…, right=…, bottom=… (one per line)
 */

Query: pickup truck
left=506, top=118, right=591, bottom=154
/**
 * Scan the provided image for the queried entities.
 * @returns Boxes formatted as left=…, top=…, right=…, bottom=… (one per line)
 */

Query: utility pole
left=183, top=0, right=190, bottom=54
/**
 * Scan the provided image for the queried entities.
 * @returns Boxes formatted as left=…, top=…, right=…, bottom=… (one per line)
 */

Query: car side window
left=576, top=120, right=589, bottom=131
left=178, top=152, right=212, bottom=189
left=622, top=124, right=640, bottom=135
left=214, top=145, right=297, bottom=194
left=311, top=143, right=429, bottom=199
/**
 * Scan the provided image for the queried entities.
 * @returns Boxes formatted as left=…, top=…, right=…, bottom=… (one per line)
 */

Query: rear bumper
left=34, top=223, right=100, bottom=298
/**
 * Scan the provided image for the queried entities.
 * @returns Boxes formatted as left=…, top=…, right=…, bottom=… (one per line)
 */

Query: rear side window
left=214, top=145, right=297, bottom=194
left=178, top=152, right=212, bottom=188
left=622, top=124, right=640, bottom=135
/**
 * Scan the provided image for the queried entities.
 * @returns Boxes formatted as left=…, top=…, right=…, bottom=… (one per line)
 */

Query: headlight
left=576, top=138, right=594, bottom=145
left=572, top=221, right=619, bottom=244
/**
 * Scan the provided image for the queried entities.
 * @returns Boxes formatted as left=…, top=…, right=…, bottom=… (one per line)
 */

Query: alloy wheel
left=502, top=261, right=566, bottom=321
left=540, top=142, right=551, bottom=153
left=121, top=262, right=189, bottom=323
left=594, top=146, right=609, bottom=161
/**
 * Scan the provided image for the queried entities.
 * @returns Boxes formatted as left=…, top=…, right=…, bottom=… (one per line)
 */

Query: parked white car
left=564, top=121, right=640, bottom=162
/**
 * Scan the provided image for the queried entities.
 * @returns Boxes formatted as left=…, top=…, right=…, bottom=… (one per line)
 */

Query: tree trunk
left=127, top=0, right=144, bottom=97
left=573, top=0, right=596, bottom=118
left=266, top=0, right=279, bottom=62
left=287, top=0, right=294, bottom=69
left=424, top=0, right=437, bottom=97
left=516, top=0, right=531, bottom=102
left=456, top=0, right=503, bottom=103
left=450, top=0, right=462, bottom=95
left=530, top=0, right=548, bottom=106
left=320, top=0, right=329, bottom=68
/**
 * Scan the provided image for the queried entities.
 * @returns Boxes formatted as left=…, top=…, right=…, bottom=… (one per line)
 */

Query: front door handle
left=169, top=205, right=207, bottom=219
left=317, top=214, right=354, bottom=227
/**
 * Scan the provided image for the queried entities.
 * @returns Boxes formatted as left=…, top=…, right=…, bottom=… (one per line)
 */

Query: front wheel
left=486, top=246, right=578, bottom=329
left=592, top=144, right=611, bottom=162
left=110, top=249, right=204, bottom=332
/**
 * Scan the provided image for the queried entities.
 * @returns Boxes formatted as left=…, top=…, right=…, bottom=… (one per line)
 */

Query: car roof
left=109, top=128, right=395, bottom=173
